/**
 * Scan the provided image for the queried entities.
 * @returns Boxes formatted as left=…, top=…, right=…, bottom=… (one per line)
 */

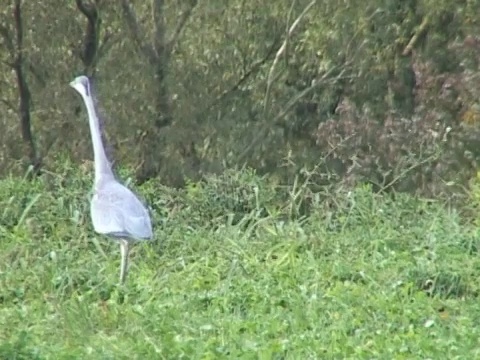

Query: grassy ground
left=1, top=167, right=480, bottom=359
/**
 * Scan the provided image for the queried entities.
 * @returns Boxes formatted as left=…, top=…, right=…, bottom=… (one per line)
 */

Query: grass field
left=1, top=166, right=480, bottom=359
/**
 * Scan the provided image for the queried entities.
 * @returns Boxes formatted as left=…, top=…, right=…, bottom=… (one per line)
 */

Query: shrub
left=182, top=168, right=280, bottom=227
left=315, top=54, right=480, bottom=198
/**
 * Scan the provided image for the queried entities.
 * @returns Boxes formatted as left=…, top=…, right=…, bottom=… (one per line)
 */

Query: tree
left=120, top=0, right=198, bottom=181
left=0, top=0, right=40, bottom=174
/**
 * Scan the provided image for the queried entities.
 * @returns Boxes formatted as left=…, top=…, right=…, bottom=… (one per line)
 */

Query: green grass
left=1, top=167, right=480, bottom=359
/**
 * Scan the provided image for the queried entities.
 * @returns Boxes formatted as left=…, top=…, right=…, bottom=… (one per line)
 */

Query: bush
left=315, top=95, right=480, bottom=198
left=181, top=168, right=280, bottom=227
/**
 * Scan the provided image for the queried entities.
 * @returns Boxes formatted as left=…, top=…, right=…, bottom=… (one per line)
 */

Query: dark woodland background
left=2, top=0, right=480, bottom=199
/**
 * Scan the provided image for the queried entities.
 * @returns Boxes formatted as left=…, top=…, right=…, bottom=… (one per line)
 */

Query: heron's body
left=70, top=75, right=152, bottom=284
left=91, top=178, right=152, bottom=240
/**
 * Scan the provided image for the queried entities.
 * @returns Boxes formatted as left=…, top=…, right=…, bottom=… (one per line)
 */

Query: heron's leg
left=119, top=239, right=130, bottom=284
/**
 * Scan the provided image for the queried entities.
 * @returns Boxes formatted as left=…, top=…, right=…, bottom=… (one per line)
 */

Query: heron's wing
left=91, top=181, right=153, bottom=239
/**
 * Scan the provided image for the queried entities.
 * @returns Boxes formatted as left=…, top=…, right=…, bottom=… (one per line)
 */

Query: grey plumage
left=70, top=75, right=153, bottom=284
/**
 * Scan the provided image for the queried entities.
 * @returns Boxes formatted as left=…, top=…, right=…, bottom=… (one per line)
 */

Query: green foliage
left=1, top=167, right=480, bottom=357
left=182, top=168, right=280, bottom=226
left=467, top=171, right=480, bottom=229
left=0, top=330, right=42, bottom=360
left=2, top=0, right=480, bottom=194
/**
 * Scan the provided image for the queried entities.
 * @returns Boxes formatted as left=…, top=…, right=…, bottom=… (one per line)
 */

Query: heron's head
left=69, top=75, right=91, bottom=98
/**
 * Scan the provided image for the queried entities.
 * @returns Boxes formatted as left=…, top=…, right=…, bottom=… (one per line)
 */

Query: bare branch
left=75, top=0, right=96, bottom=17
left=14, top=0, right=23, bottom=55
left=166, top=0, right=198, bottom=54
left=284, top=0, right=297, bottom=68
left=403, top=15, right=429, bottom=56
left=263, top=0, right=316, bottom=118
left=75, top=0, right=100, bottom=75
left=273, top=66, right=347, bottom=127
left=237, top=0, right=360, bottom=163
left=75, top=0, right=118, bottom=75
left=13, top=0, right=41, bottom=173
left=121, top=0, right=158, bottom=64
left=238, top=65, right=349, bottom=163
left=152, top=0, right=166, bottom=59
left=27, top=59, right=47, bottom=87
left=200, top=36, right=281, bottom=115
left=96, top=31, right=116, bottom=64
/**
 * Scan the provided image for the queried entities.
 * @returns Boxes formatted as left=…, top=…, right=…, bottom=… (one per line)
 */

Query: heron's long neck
left=82, top=94, right=114, bottom=183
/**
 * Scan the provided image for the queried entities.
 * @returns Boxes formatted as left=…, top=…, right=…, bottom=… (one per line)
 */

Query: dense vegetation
left=1, top=0, right=480, bottom=194
left=2, top=164, right=480, bottom=358
left=2, top=1, right=480, bottom=358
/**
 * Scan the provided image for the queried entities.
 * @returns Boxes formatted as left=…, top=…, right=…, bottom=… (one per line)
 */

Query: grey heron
left=69, top=75, right=153, bottom=284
